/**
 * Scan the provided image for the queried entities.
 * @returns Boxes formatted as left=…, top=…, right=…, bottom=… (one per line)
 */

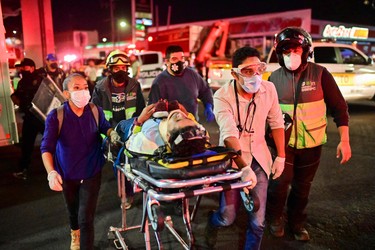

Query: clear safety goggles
left=108, top=55, right=130, bottom=65
left=232, top=62, right=267, bottom=77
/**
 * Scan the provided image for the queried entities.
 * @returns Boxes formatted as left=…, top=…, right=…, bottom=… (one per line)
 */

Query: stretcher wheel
left=241, top=190, right=260, bottom=213
left=148, top=204, right=165, bottom=232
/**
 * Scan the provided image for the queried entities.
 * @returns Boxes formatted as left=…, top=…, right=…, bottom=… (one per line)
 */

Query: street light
left=117, top=20, right=127, bottom=47
left=119, top=21, right=127, bottom=28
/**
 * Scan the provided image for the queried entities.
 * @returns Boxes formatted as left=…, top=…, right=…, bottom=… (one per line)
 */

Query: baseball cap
left=46, top=53, right=57, bottom=61
left=20, top=58, right=36, bottom=67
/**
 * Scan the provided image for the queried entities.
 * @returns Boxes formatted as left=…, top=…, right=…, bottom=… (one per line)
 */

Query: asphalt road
left=0, top=100, right=374, bottom=250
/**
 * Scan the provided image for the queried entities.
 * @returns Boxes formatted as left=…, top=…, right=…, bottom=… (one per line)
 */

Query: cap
left=46, top=53, right=57, bottom=61
left=14, top=60, right=22, bottom=67
left=20, top=58, right=36, bottom=67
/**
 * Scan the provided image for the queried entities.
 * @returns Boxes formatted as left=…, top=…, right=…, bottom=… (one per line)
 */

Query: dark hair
left=232, top=46, right=261, bottom=68
left=166, top=45, right=184, bottom=59
left=168, top=125, right=208, bottom=156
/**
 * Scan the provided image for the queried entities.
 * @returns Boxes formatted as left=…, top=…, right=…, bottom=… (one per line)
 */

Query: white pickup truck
left=264, top=42, right=375, bottom=102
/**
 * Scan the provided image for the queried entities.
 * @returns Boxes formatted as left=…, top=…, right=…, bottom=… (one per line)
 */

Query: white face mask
left=70, top=90, right=91, bottom=108
left=241, top=74, right=262, bottom=93
left=283, top=52, right=302, bottom=71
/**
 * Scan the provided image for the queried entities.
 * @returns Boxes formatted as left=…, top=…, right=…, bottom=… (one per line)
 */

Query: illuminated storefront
left=310, top=20, right=375, bottom=58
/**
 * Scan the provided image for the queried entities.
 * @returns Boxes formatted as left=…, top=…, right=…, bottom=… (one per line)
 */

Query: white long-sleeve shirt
left=214, top=80, right=284, bottom=177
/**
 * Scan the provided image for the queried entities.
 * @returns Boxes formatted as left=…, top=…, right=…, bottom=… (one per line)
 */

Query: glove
left=271, top=156, right=285, bottom=180
left=204, top=103, right=215, bottom=123
left=110, top=130, right=121, bottom=144
left=47, top=170, right=63, bottom=191
left=241, top=165, right=257, bottom=189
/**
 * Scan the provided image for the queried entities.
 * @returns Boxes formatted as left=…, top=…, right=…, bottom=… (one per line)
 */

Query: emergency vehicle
left=0, top=11, right=19, bottom=146
left=128, top=50, right=164, bottom=90
left=206, top=41, right=375, bottom=101
left=147, top=20, right=232, bottom=88
left=265, top=42, right=375, bottom=101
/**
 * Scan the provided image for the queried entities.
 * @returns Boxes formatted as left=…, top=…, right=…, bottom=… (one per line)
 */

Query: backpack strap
left=56, top=103, right=99, bottom=136
left=88, top=102, right=99, bottom=128
left=57, top=105, right=64, bottom=136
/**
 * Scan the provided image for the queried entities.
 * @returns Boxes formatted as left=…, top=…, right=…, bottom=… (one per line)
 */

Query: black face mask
left=50, top=63, right=58, bottom=69
left=20, top=70, right=32, bottom=78
left=112, top=70, right=129, bottom=83
left=169, top=61, right=185, bottom=75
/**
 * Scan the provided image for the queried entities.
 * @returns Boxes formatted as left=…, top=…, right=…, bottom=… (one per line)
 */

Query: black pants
left=17, top=114, right=45, bottom=172
left=62, top=172, right=102, bottom=250
left=267, top=145, right=322, bottom=229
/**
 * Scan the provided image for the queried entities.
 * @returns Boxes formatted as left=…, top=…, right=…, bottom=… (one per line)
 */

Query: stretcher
left=104, top=139, right=259, bottom=250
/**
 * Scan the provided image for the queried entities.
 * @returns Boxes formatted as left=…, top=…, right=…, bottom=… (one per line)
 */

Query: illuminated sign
left=136, top=18, right=153, bottom=26
left=322, top=24, right=369, bottom=39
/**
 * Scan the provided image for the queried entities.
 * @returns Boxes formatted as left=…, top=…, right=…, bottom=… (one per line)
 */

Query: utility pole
left=131, top=0, right=135, bottom=44
left=110, top=0, right=115, bottom=49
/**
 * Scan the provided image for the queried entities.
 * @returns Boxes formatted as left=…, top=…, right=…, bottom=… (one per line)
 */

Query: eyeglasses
left=232, top=62, right=266, bottom=77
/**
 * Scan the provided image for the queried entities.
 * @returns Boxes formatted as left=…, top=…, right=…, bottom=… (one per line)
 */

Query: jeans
left=267, top=145, right=322, bottom=229
left=210, top=160, right=268, bottom=250
left=62, top=171, right=102, bottom=250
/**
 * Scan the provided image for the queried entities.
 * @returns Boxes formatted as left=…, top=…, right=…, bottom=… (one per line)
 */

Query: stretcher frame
left=106, top=143, right=253, bottom=250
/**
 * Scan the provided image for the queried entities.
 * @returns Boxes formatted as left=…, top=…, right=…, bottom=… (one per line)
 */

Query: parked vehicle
left=129, top=51, right=164, bottom=90
left=264, top=42, right=375, bottom=101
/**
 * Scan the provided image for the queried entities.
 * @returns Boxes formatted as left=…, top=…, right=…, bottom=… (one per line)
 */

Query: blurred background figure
left=37, top=53, right=66, bottom=91
left=84, top=59, right=98, bottom=95
left=10, top=58, right=45, bottom=180
left=129, top=54, right=140, bottom=81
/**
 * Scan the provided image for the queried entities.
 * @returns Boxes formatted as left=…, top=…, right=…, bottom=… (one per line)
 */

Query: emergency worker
left=266, top=27, right=352, bottom=241
left=91, top=49, right=145, bottom=209
left=92, top=49, right=145, bottom=128
left=205, top=46, right=285, bottom=249
left=11, top=58, right=44, bottom=180
left=148, top=45, right=214, bottom=122
left=37, top=53, right=66, bottom=91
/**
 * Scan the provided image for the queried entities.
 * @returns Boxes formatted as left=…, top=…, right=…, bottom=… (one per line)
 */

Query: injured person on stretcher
left=114, top=99, right=255, bottom=184
left=107, top=100, right=258, bottom=250
left=117, top=99, right=209, bottom=158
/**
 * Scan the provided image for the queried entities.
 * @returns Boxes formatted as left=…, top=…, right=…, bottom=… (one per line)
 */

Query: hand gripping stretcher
left=104, top=140, right=259, bottom=250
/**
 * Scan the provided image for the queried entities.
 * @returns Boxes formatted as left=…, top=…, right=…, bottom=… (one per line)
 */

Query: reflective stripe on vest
left=104, top=106, right=136, bottom=122
left=281, top=99, right=327, bottom=149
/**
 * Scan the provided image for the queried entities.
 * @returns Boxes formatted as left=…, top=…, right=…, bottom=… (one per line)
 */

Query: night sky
left=3, top=0, right=375, bottom=40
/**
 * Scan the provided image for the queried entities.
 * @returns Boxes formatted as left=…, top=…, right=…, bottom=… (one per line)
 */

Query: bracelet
left=133, top=117, right=143, bottom=126
left=47, top=170, right=57, bottom=181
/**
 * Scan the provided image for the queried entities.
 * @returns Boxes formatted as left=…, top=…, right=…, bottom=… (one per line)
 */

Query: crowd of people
left=10, top=26, right=352, bottom=250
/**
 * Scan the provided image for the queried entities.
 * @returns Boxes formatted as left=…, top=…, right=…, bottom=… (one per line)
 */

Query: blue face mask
left=240, top=75, right=262, bottom=93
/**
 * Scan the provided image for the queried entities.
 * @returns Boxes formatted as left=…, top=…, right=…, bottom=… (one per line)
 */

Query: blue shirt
left=40, top=102, right=112, bottom=180
left=126, top=118, right=164, bottom=155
